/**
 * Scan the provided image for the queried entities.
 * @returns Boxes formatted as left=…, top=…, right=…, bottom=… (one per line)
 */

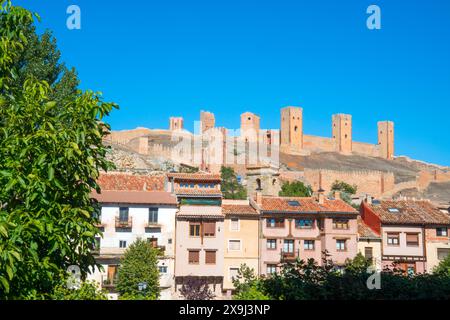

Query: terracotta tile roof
left=91, top=190, right=177, bottom=205
left=259, top=196, right=358, bottom=214
left=367, top=200, right=450, bottom=225
left=98, top=173, right=165, bottom=191
left=174, top=188, right=222, bottom=197
left=177, top=205, right=224, bottom=218
left=357, top=216, right=380, bottom=239
left=222, top=200, right=258, bottom=216
left=167, top=173, right=221, bottom=181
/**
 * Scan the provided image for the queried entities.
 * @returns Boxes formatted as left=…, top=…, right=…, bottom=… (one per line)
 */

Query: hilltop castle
left=169, top=106, right=395, bottom=160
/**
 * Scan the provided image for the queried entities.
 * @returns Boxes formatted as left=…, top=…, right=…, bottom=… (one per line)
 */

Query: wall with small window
left=425, top=226, right=450, bottom=271
left=97, top=205, right=177, bottom=257
left=382, top=226, right=424, bottom=257
left=175, top=217, right=224, bottom=278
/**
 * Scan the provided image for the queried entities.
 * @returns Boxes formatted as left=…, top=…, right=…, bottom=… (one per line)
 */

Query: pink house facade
left=253, top=192, right=358, bottom=275
left=360, top=199, right=450, bottom=274
left=168, top=173, right=225, bottom=298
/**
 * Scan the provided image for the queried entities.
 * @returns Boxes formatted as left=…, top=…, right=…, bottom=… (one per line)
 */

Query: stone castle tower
left=378, top=121, right=394, bottom=160
left=200, top=111, right=215, bottom=133
left=240, top=112, right=260, bottom=142
left=169, top=117, right=184, bottom=131
left=280, top=106, right=303, bottom=152
left=332, top=114, right=352, bottom=154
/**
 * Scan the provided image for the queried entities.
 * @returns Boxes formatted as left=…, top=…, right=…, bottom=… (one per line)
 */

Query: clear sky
left=15, top=0, right=450, bottom=166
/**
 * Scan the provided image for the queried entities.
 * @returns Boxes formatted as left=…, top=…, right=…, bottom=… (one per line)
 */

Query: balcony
left=101, top=275, right=118, bottom=291
left=146, top=221, right=162, bottom=228
left=281, top=249, right=300, bottom=262
left=115, top=216, right=133, bottom=229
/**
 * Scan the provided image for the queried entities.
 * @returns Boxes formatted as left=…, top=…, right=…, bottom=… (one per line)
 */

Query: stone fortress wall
left=104, top=106, right=450, bottom=200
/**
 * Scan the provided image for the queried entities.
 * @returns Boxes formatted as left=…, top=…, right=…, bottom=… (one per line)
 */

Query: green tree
left=116, top=239, right=160, bottom=300
left=433, top=254, right=450, bottom=276
left=221, top=166, right=247, bottom=200
left=0, top=0, right=117, bottom=299
left=232, top=264, right=270, bottom=300
left=0, top=4, right=79, bottom=104
left=51, top=281, right=108, bottom=300
left=278, top=181, right=312, bottom=197
left=329, top=180, right=357, bottom=205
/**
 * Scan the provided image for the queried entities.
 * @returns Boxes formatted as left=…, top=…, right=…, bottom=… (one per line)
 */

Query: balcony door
left=283, top=239, right=294, bottom=254
left=119, top=207, right=129, bottom=222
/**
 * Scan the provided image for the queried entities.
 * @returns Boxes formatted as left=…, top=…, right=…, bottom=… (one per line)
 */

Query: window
left=283, top=240, right=294, bottom=253
left=188, top=250, right=200, bottom=264
left=189, top=223, right=200, bottom=237
left=304, top=240, right=315, bottom=250
left=266, top=218, right=284, bottom=228
left=438, top=248, right=450, bottom=261
left=230, top=218, right=239, bottom=231
left=229, top=267, right=240, bottom=281
left=295, top=219, right=314, bottom=229
left=119, top=240, right=127, bottom=248
left=228, top=240, right=241, bottom=251
left=203, top=222, right=216, bottom=237
left=333, top=219, right=349, bottom=230
left=266, top=264, right=277, bottom=274
left=437, top=227, right=448, bottom=237
left=365, top=247, right=373, bottom=260
left=158, top=266, right=168, bottom=273
left=119, top=207, right=129, bottom=222
left=267, top=239, right=277, bottom=250
left=406, top=233, right=419, bottom=246
left=387, top=233, right=400, bottom=246
left=148, top=208, right=158, bottom=224
left=336, top=239, right=346, bottom=251
left=388, top=208, right=400, bottom=213
left=205, top=250, right=216, bottom=264
left=147, top=237, right=158, bottom=248
left=168, top=238, right=173, bottom=244
left=288, top=200, right=300, bottom=207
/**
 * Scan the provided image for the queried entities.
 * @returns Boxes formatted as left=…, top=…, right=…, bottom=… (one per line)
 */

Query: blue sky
left=15, top=0, right=450, bottom=166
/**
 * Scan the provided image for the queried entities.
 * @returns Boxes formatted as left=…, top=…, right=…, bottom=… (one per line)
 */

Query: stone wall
left=303, top=169, right=396, bottom=197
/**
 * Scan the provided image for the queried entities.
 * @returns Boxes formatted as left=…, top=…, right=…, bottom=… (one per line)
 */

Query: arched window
left=256, top=178, right=262, bottom=191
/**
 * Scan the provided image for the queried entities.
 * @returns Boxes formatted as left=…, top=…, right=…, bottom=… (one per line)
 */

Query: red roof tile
left=259, top=196, right=357, bottom=214
left=367, top=200, right=450, bottom=225
left=222, top=204, right=258, bottom=216
left=98, top=173, right=165, bottom=191
left=91, top=190, right=177, bottom=205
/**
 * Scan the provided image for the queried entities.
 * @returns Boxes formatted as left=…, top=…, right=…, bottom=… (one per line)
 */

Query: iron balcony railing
left=280, top=248, right=300, bottom=262
left=115, top=216, right=133, bottom=228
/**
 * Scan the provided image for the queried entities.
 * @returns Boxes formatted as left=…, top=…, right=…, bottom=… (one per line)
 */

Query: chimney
left=333, top=191, right=341, bottom=200
left=256, top=191, right=263, bottom=206
left=318, top=188, right=325, bottom=205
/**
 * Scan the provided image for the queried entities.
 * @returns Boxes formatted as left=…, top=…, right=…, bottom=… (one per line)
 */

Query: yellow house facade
left=222, top=199, right=259, bottom=296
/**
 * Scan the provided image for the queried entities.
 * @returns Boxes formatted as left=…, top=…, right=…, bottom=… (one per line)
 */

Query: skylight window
left=288, top=200, right=300, bottom=207
left=388, top=208, right=400, bottom=213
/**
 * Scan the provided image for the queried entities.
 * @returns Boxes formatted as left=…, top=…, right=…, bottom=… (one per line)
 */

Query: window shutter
left=406, top=234, right=419, bottom=243
left=188, top=250, right=199, bottom=263
left=205, top=251, right=216, bottom=264
left=203, top=222, right=216, bottom=236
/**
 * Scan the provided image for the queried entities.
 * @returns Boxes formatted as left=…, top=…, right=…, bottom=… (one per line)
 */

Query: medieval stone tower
left=240, top=112, right=260, bottom=142
left=332, top=114, right=352, bottom=154
left=200, top=111, right=215, bottom=133
left=169, top=117, right=184, bottom=131
left=378, top=121, right=395, bottom=160
left=280, top=106, right=303, bottom=152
